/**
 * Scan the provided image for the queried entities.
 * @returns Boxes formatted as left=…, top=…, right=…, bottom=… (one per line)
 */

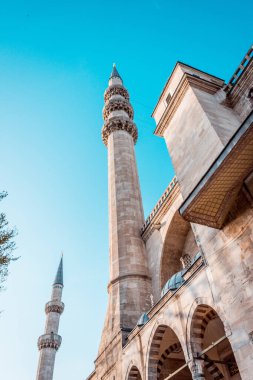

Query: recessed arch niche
left=160, top=211, right=199, bottom=291
left=127, top=365, right=142, bottom=380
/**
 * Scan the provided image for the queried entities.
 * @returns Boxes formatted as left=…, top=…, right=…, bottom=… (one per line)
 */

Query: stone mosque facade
left=86, top=47, right=253, bottom=380
left=35, top=46, right=253, bottom=380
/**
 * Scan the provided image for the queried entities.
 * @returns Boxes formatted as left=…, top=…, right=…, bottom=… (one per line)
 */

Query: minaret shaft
left=108, top=130, right=147, bottom=280
left=36, top=258, right=64, bottom=380
left=99, top=67, right=151, bottom=353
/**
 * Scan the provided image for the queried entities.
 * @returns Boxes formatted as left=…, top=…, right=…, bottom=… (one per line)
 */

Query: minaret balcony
left=104, top=85, right=129, bottom=102
left=45, top=300, right=64, bottom=315
left=103, top=99, right=133, bottom=121
left=38, top=333, right=62, bottom=351
left=102, top=117, right=138, bottom=146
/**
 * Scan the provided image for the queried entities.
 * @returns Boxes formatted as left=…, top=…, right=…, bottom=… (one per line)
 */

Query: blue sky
left=0, top=1, right=252, bottom=379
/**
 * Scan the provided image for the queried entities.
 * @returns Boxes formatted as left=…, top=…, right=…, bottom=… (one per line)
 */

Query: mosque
left=36, top=45, right=253, bottom=380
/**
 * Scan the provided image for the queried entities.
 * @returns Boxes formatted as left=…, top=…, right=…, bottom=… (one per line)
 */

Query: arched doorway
left=190, top=304, right=241, bottom=379
left=148, top=324, right=192, bottom=380
left=127, top=366, right=142, bottom=380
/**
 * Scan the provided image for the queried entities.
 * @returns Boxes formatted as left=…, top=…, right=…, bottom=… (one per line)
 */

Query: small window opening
left=166, top=93, right=172, bottom=106
left=248, top=88, right=253, bottom=99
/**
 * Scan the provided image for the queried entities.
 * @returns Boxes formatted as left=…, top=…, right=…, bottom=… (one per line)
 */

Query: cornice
left=141, top=177, right=180, bottom=242
left=154, top=74, right=222, bottom=137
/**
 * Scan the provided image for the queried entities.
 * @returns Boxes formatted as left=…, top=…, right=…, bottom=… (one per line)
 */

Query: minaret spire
left=110, top=63, right=122, bottom=81
left=36, top=257, right=64, bottom=380
left=54, top=255, right=63, bottom=286
left=99, top=66, right=151, bottom=360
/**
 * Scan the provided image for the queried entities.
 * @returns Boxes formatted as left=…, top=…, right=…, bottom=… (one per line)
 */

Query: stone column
left=189, top=359, right=206, bottom=380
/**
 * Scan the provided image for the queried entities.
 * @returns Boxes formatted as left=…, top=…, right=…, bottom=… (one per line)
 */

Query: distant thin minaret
left=36, top=257, right=64, bottom=380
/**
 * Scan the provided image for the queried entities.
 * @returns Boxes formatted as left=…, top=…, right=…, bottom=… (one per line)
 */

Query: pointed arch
left=127, top=365, right=142, bottom=380
left=147, top=324, right=191, bottom=380
left=160, top=211, right=199, bottom=292
left=157, top=342, right=182, bottom=375
left=190, top=303, right=241, bottom=379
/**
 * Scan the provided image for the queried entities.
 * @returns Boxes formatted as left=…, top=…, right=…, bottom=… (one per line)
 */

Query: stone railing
left=38, top=333, right=62, bottom=351
left=225, top=45, right=253, bottom=93
left=141, top=176, right=179, bottom=240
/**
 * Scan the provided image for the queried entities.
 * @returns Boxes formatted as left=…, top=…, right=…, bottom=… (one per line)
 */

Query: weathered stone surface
left=89, top=51, right=253, bottom=380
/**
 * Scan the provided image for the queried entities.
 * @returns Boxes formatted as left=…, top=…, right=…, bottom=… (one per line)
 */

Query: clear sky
left=0, top=1, right=251, bottom=379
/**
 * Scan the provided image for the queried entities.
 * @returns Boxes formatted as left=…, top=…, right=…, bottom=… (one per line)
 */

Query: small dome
left=192, top=251, right=202, bottom=263
left=161, top=270, right=185, bottom=297
left=137, top=312, right=149, bottom=327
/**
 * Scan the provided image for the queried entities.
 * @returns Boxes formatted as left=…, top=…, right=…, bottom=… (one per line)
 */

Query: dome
left=137, top=312, right=149, bottom=327
left=192, top=251, right=202, bottom=263
left=161, top=270, right=185, bottom=297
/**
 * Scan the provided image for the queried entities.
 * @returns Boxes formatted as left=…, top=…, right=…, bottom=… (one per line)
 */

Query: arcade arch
left=147, top=324, right=192, bottom=380
left=190, top=304, right=241, bottom=380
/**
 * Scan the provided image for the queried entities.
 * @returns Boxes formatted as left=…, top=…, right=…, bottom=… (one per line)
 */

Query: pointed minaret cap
left=110, top=63, right=122, bottom=81
left=54, top=255, right=63, bottom=286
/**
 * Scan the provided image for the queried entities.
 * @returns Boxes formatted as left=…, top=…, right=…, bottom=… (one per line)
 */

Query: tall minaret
left=36, top=257, right=64, bottom=380
left=100, top=65, right=151, bottom=352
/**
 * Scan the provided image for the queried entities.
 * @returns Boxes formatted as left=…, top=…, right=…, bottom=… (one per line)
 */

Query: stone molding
left=103, top=99, right=133, bottom=121
left=154, top=74, right=222, bottom=136
left=102, top=117, right=138, bottom=146
left=104, top=85, right=129, bottom=102
left=38, top=333, right=62, bottom=351
left=45, top=300, right=64, bottom=315
left=108, top=273, right=151, bottom=290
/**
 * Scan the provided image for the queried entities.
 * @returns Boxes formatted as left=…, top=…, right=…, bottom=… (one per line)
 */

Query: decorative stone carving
left=102, top=118, right=138, bottom=146
left=45, top=301, right=64, bottom=315
left=38, top=333, right=62, bottom=351
left=104, top=85, right=129, bottom=102
left=103, top=99, right=134, bottom=120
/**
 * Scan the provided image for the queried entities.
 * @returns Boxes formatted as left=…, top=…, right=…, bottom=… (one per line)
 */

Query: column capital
left=188, top=359, right=206, bottom=380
